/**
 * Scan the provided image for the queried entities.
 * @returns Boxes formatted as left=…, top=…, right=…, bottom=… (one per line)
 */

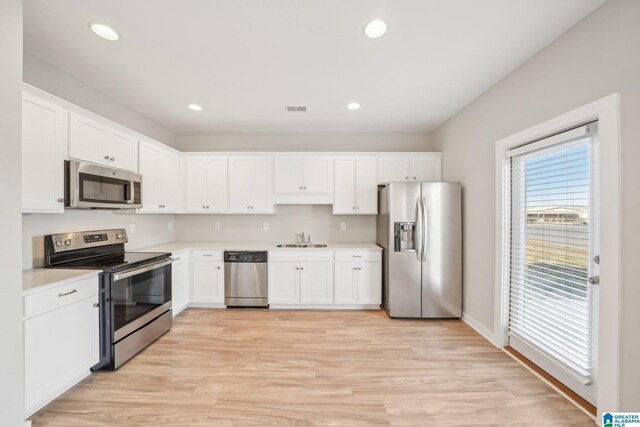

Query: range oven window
left=79, top=172, right=130, bottom=204
left=111, top=263, right=171, bottom=334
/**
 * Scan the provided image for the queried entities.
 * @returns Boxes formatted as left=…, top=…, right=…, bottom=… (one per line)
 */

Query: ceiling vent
left=286, top=106, right=307, bottom=112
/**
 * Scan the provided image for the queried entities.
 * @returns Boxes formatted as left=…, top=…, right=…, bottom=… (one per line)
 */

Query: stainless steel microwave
left=65, top=160, right=143, bottom=209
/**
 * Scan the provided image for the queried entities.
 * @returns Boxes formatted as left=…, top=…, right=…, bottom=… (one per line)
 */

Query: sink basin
left=277, top=243, right=328, bottom=248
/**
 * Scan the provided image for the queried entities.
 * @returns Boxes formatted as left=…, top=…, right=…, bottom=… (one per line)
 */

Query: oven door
left=110, top=258, right=173, bottom=342
left=66, top=160, right=142, bottom=209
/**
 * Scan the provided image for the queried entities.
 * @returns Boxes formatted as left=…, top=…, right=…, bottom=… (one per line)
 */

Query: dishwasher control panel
left=224, top=251, right=268, bottom=263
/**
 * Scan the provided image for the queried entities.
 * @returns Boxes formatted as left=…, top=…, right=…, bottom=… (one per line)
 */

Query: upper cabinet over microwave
left=68, top=112, right=139, bottom=172
left=377, top=154, right=441, bottom=184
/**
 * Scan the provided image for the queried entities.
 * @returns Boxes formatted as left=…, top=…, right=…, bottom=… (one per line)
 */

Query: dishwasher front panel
left=224, top=251, right=268, bottom=307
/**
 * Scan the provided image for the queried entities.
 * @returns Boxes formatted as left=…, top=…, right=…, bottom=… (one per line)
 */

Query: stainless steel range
left=44, top=229, right=173, bottom=370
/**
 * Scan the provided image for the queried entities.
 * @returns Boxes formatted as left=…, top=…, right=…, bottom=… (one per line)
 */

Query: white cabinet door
left=302, top=156, right=332, bottom=194
left=138, top=142, right=161, bottom=212
left=185, top=157, right=208, bottom=213
left=334, top=263, right=357, bottom=304
left=378, top=157, right=410, bottom=183
left=355, top=157, right=378, bottom=214
left=410, top=156, right=441, bottom=182
left=333, top=156, right=356, bottom=214
left=268, top=262, right=299, bottom=304
left=274, top=156, right=302, bottom=194
left=251, top=157, right=274, bottom=213
left=68, top=112, right=109, bottom=165
left=21, top=94, right=66, bottom=213
left=206, top=157, right=228, bottom=213
left=159, top=151, right=181, bottom=212
left=356, top=263, right=382, bottom=305
left=108, top=129, right=138, bottom=172
left=24, top=294, right=97, bottom=416
left=299, top=262, right=333, bottom=304
left=171, top=254, right=189, bottom=314
left=229, top=157, right=253, bottom=213
left=192, top=261, right=224, bottom=303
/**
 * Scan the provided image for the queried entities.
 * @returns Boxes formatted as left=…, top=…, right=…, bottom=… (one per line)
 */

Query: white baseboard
left=269, top=304, right=380, bottom=310
left=461, top=312, right=498, bottom=347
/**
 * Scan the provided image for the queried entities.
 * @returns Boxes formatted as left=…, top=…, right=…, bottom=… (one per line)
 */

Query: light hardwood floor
left=31, top=309, right=595, bottom=426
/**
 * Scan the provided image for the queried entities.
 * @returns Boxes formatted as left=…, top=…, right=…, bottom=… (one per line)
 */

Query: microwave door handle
left=127, top=180, right=135, bottom=204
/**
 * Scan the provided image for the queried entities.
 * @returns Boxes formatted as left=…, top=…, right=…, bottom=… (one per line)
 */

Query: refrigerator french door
left=377, top=182, right=461, bottom=318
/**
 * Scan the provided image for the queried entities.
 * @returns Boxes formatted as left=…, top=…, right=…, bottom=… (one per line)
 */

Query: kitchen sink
left=277, top=243, right=328, bottom=248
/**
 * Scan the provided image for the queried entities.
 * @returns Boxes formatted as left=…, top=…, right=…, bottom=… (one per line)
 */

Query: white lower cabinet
left=334, top=251, right=382, bottom=306
left=24, top=275, right=99, bottom=417
left=171, top=251, right=190, bottom=314
left=268, top=262, right=300, bottom=303
left=299, top=262, right=333, bottom=304
left=191, top=251, right=225, bottom=304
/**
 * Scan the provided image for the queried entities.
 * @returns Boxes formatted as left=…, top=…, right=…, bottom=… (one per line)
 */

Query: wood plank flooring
left=30, top=309, right=595, bottom=426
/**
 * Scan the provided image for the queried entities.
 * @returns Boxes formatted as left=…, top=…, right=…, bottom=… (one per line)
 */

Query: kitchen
left=2, top=1, right=640, bottom=426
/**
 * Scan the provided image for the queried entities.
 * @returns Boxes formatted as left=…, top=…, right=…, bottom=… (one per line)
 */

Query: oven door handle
left=112, top=257, right=174, bottom=281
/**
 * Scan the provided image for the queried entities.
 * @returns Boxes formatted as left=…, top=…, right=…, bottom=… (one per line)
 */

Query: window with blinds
left=507, top=122, right=598, bottom=399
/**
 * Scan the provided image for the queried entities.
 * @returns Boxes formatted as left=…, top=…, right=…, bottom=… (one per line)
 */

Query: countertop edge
left=23, top=269, right=101, bottom=295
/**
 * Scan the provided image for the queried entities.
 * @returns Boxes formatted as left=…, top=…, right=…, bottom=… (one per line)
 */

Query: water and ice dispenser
left=394, top=222, right=416, bottom=252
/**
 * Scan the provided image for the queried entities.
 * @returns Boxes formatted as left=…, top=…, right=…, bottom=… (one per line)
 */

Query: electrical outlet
left=340, top=222, right=347, bottom=231
left=129, top=224, right=136, bottom=234
left=263, top=222, right=269, bottom=231
left=168, top=221, right=174, bottom=231
left=215, top=222, right=221, bottom=231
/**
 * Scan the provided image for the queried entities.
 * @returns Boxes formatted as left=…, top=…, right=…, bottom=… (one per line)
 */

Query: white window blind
left=507, top=122, right=598, bottom=385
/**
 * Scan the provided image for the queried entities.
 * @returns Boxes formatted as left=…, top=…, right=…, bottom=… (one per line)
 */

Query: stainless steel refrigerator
left=377, top=182, right=462, bottom=318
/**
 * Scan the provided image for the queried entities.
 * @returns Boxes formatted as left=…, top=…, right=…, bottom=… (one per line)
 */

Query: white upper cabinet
left=229, top=156, right=274, bottom=214
left=138, top=141, right=181, bottom=213
left=333, top=156, right=378, bottom=214
left=185, top=156, right=228, bottom=213
left=68, top=112, right=138, bottom=172
left=273, top=156, right=333, bottom=203
left=377, top=154, right=441, bottom=183
left=21, top=93, right=67, bottom=213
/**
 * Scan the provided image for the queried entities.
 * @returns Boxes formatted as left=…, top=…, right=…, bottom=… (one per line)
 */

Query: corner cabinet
left=21, top=93, right=67, bottom=213
left=185, top=156, right=228, bottom=213
left=333, top=156, right=378, bottom=214
left=68, top=112, right=138, bottom=172
left=377, top=154, right=441, bottom=184
left=24, top=275, right=100, bottom=417
left=191, top=250, right=225, bottom=305
left=228, top=156, right=275, bottom=214
left=138, top=141, right=182, bottom=213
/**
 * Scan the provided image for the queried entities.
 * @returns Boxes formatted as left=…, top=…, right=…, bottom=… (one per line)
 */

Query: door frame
left=494, top=93, right=621, bottom=417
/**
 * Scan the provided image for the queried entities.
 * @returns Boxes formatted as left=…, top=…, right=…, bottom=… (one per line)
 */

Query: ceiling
left=24, top=0, right=606, bottom=133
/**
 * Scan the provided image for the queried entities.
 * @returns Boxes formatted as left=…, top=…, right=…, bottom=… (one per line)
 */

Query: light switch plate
left=168, top=221, right=174, bottom=231
left=215, top=222, right=221, bottom=231
left=263, top=222, right=269, bottom=231
left=129, top=224, right=136, bottom=234
left=340, top=222, right=347, bottom=231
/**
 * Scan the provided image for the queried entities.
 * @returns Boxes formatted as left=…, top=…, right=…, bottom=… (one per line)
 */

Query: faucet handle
left=307, top=234, right=311, bottom=243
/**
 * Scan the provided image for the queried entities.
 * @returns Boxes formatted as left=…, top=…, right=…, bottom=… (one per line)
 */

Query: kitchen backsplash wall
left=22, top=211, right=176, bottom=269
left=175, top=205, right=377, bottom=243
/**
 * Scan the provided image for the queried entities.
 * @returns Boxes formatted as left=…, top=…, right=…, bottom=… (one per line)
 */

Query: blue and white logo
left=603, top=412, right=640, bottom=427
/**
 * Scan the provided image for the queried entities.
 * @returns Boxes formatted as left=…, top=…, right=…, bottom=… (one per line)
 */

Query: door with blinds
left=507, top=122, right=599, bottom=404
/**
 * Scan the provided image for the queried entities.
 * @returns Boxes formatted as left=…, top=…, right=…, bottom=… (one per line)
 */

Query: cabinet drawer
left=334, top=251, right=381, bottom=262
left=24, top=276, right=98, bottom=319
left=269, top=250, right=333, bottom=262
left=192, top=250, right=223, bottom=261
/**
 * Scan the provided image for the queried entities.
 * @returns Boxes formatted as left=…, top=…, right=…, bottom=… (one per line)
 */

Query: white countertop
left=23, top=268, right=100, bottom=295
left=138, top=241, right=382, bottom=253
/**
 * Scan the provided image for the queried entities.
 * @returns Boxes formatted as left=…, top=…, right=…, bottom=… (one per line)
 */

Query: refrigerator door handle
left=415, top=197, right=423, bottom=262
left=420, top=197, right=427, bottom=262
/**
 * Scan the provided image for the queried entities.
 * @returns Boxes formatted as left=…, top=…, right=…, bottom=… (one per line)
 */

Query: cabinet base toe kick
left=269, top=304, right=381, bottom=310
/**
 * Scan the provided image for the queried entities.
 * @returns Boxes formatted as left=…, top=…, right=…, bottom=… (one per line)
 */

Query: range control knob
left=64, top=239, right=72, bottom=246
left=55, top=240, right=62, bottom=247
left=116, top=233, right=126, bottom=239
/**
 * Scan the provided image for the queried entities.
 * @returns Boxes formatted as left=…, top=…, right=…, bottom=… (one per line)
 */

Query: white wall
left=23, top=53, right=175, bottom=145
left=174, top=132, right=434, bottom=152
left=175, top=205, right=375, bottom=243
left=22, top=212, right=176, bottom=269
left=0, top=1, right=24, bottom=425
left=431, top=0, right=640, bottom=411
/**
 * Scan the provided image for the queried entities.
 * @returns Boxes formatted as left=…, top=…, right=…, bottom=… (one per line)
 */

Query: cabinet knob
left=405, top=176, right=409, bottom=180
left=303, top=186, right=307, bottom=190
left=217, top=266, right=221, bottom=270
left=104, top=155, right=110, bottom=160
left=206, top=206, right=210, bottom=209
left=413, top=176, right=417, bottom=180
left=110, top=157, right=116, bottom=161
left=57, top=198, right=64, bottom=203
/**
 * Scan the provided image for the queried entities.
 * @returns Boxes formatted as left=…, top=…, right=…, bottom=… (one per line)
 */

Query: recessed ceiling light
left=89, top=23, right=119, bottom=41
left=364, top=20, right=387, bottom=38
left=347, top=102, right=361, bottom=111
left=188, top=104, right=203, bottom=112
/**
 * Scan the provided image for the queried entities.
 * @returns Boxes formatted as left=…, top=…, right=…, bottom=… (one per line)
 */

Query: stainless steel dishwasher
left=224, top=251, right=268, bottom=307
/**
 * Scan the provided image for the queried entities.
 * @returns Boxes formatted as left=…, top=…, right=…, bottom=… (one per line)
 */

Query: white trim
left=187, top=303, right=227, bottom=309
left=461, top=312, right=498, bottom=346
left=494, top=93, right=621, bottom=418
left=269, top=304, right=380, bottom=310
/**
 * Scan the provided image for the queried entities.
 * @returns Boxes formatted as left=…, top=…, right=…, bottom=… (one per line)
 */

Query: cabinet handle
left=104, top=155, right=110, bottom=160
left=405, top=176, right=409, bottom=180
left=300, top=267, right=304, bottom=270
left=353, top=255, right=363, bottom=258
left=413, top=176, right=417, bottom=180
left=203, top=254, right=213, bottom=257
left=58, top=289, right=78, bottom=297
left=206, top=206, right=210, bottom=209
left=57, top=198, right=64, bottom=203
left=303, top=186, right=307, bottom=190
left=110, top=157, right=116, bottom=161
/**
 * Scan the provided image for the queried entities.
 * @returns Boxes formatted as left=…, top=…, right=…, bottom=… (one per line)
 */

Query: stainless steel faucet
left=297, top=233, right=311, bottom=243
